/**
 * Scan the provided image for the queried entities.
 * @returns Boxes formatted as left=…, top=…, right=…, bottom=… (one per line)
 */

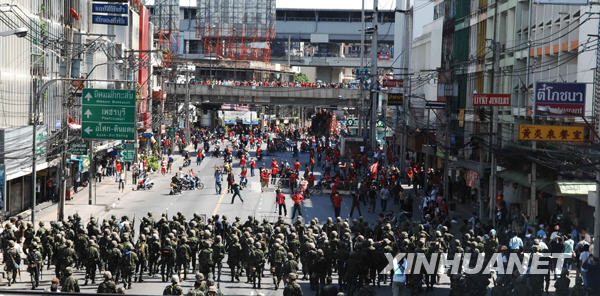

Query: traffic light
left=353, top=68, right=371, bottom=81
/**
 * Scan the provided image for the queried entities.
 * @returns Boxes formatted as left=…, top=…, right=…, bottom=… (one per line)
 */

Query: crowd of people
left=175, top=80, right=360, bottom=89
left=1, top=119, right=599, bottom=296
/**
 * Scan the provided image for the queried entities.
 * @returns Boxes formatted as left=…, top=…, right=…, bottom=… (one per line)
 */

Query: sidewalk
left=18, top=157, right=180, bottom=225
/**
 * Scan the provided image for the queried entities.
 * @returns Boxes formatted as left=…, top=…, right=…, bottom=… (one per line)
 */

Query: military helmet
left=104, top=271, right=112, bottom=280
left=288, top=273, right=298, bottom=280
left=171, top=275, right=179, bottom=283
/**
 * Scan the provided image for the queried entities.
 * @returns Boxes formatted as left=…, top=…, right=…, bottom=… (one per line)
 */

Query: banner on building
left=473, top=94, right=511, bottom=106
left=518, top=124, right=585, bottom=142
left=534, top=0, right=588, bottom=5
left=534, top=82, right=586, bottom=116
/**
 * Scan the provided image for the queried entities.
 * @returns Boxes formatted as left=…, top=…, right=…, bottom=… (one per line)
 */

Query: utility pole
left=489, top=0, right=500, bottom=225
left=527, top=0, right=537, bottom=222
left=369, top=0, right=379, bottom=152
left=393, top=0, right=411, bottom=174
left=185, top=67, right=191, bottom=143
left=359, top=0, right=366, bottom=137
left=58, top=29, right=73, bottom=221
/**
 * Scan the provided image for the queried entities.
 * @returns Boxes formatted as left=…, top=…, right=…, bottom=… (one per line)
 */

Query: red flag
left=68, top=114, right=81, bottom=130
left=369, top=162, right=378, bottom=175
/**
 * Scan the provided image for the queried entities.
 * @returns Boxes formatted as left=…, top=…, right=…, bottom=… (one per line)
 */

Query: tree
left=294, top=72, right=310, bottom=83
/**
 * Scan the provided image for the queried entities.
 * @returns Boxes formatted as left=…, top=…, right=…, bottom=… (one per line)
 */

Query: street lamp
left=0, top=27, right=27, bottom=38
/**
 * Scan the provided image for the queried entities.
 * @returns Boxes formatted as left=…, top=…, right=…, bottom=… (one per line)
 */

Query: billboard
left=534, top=82, right=586, bottom=116
left=533, top=0, right=588, bottom=5
left=473, top=94, right=511, bottom=106
left=518, top=125, right=585, bottom=142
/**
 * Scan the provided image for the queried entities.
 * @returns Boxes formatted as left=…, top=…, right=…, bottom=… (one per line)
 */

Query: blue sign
left=534, top=82, right=586, bottom=116
left=93, top=4, right=128, bottom=14
left=92, top=15, right=128, bottom=26
left=92, top=0, right=127, bottom=2
left=425, top=102, right=446, bottom=109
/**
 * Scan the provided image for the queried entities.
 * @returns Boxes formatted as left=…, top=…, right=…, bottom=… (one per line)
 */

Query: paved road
left=1, top=141, right=576, bottom=295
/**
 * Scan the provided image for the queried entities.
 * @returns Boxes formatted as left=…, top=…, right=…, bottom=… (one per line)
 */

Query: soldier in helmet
left=186, top=279, right=206, bottom=296
left=160, top=238, right=176, bottom=282
left=61, top=267, right=80, bottom=292
left=98, top=271, right=118, bottom=293
left=84, top=240, right=101, bottom=285
left=198, top=240, right=213, bottom=282
left=188, top=229, right=199, bottom=273
left=148, top=233, right=161, bottom=276
left=26, top=241, right=43, bottom=288
left=121, top=242, right=139, bottom=289
left=163, top=275, right=184, bottom=295
left=176, top=237, right=192, bottom=280
left=212, top=235, right=225, bottom=282
left=271, top=242, right=288, bottom=289
left=283, top=273, right=303, bottom=296
left=108, top=240, right=122, bottom=282
left=226, top=235, right=242, bottom=282
left=249, top=241, right=265, bottom=289
left=135, top=234, right=148, bottom=282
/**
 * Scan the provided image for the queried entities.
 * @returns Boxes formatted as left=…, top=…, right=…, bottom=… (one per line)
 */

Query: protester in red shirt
left=271, top=166, right=279, bottom=185
left=240, top=156, right=246, bottom=167
left=294, top=160, right=301, bottom=172
left=332, top=192, right=343, bottom=218
left=250, top=159, right=256, bottom=177
left=276, top=189, right=287, bottom=216
left=291, top=191, right=304, bottom=219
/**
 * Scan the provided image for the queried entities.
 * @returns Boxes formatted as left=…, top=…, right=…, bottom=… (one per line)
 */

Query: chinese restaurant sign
left=518, top=125, right=585, bottom=142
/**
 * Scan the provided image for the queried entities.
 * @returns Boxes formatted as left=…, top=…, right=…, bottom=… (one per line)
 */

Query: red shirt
left=307, top=175, right=315, bottom=187
left=257, top=147, right=262, bottom=156
left=271, top=160, right=278, bottom=169
left=240, top=169, right=247, bottom=177
left=272, top=167, right=279, bottom=176
left=276, top=193, right=285, bottom=205
left=251, top=160, right=256, bottom=168
left=291, top=193, right=304, bottom=204
left=332, top=194, right=342, bottom=208
left=240, top=157, right=246, bottom=167
left=294, top=161, right=301, bottom=171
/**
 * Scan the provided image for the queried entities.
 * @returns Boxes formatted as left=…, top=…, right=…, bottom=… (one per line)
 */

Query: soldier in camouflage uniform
left=26, top=241, right=43, bottom=288
left=108, top=240, right=122, bottom=282
left=121, top=242, right=139, bottom=289
left=148, top=233, right=162, bottom=276
left=249, top=241, right=265, bottom=289
left=61, top=267, right=80, bottom=292
left=270, top=242, right=287, bottom=289
left=198, top=239, right=213, bottom=281
left=163, top=275, right=184, bottom=295
left=161, top=238, right=176, bottom=282
left=211, top=235, right=225, bottom=282
left=283, top=273, right=303, bottom=296
left=226, top=235, right=242, bottom=282
left=97, top=271, right=118, bottom=294
left=84, top=240, right=101, bottom=285
left=176, top=237, right=192, bottom=280
left=136, top=234, right=149, bottom=282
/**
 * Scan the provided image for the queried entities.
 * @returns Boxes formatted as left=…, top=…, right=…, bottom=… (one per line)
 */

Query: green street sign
left=81, top=88, right=136, bottom=140
left=346, top=118, right=357, bottom=127
left=115, top=143, right=135, bottom=150
left=377, top=120, right=385, bottom=128
left=69, top=143, right=88, bottom=155
left=120, top=150, right=134, bottom=162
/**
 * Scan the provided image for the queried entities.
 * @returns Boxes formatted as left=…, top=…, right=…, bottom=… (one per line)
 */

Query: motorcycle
left=183, top=158, right=191, bottom=167
left=135, top=178, right=154, bottom=191
left=169, top=182, right=182, bottom=195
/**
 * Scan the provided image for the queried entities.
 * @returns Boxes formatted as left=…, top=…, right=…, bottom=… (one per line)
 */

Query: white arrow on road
left=84, top=92, right=93, bottom=102
left=84, top=109, right=93, bottom=118
left=84, top=126, right=93, bottom=134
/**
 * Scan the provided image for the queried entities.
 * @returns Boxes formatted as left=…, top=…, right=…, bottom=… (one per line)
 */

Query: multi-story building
left=433, top=0, right=599, bottom=230
left=0, top=0, right=157, bottom=215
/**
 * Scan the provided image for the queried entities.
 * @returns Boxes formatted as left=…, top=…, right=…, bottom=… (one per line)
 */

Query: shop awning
left=556, top=182, right=596, bottom=196
left=497, top=169, right=556, bottom=195
left=498, top=170, right=597, bottom=197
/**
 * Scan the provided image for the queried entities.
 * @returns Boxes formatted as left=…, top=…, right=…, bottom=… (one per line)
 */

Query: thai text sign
left=535, top=82, right=586, bottom=116
left=518, top=125, right=585, bottom=142
left=473, top=94, right=511, bottom=106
